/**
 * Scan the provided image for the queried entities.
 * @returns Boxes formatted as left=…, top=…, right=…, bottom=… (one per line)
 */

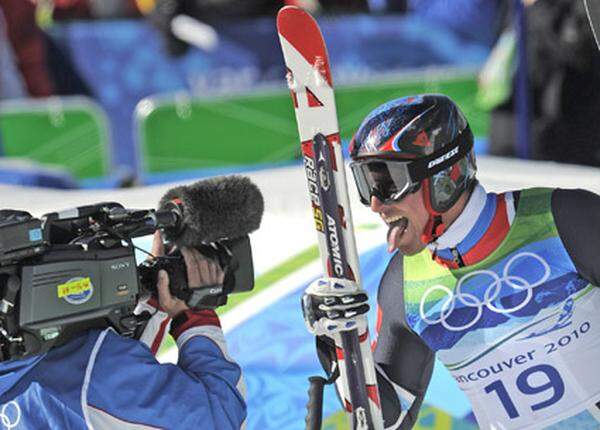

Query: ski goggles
left=349, top=132, right=473, bottom=206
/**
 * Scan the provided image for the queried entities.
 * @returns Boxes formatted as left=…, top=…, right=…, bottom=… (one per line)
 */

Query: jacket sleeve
left=374, top=252, right=435, bottom=430
left=85, top=312, right=246, bottom=430
left=170, top=310, right=247, bottom=426
left=551, top=188, right=600, bottom=286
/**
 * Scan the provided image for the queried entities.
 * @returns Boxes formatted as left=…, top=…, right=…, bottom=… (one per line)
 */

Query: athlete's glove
left=302, top=277, right=370, bottom=337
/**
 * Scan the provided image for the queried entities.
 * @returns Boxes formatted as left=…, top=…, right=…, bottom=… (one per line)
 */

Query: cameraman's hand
left=155, top=239, right=225, bottom=318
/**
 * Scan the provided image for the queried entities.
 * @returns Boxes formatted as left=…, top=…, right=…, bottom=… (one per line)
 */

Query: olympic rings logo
left=0, top=401, right=20, bottom=430
left=419, top=252, right=551, bottom=332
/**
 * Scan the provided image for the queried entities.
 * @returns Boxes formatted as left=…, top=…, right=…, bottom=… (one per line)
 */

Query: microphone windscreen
left=158, top=175, right=264, bottom=246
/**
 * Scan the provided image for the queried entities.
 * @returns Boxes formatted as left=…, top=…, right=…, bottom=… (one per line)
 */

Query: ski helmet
left=349, top=94, right=477, bottom=242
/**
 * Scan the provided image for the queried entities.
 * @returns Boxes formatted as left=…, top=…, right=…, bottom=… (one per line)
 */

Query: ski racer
left=302, top=94, right=600, bottom=429
left=0, top=230, right=246, bottom=429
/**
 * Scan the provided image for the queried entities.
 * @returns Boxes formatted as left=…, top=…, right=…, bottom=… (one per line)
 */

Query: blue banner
left=53, top=14, right=492, bottom=177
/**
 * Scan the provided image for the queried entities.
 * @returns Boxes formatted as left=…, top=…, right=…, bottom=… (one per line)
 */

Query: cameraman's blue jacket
left=0, top=322, right=246, bottom=429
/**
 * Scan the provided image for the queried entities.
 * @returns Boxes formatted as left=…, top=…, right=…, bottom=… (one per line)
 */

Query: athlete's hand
left=302, top=277, right=370, bottom=337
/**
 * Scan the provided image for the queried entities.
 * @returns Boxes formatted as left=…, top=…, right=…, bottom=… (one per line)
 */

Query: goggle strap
left=408, top=127, right=473, bottom=182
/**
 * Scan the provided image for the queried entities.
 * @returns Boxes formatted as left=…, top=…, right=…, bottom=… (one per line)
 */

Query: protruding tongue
left=386, top=218, right=408, bottom=253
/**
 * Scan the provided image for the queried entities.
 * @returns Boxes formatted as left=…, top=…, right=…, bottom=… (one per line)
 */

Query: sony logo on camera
left=110, top=261, right=131, bottom=271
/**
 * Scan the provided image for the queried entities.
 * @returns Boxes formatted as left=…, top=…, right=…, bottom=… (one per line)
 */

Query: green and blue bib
left=404, top=188, right=600, bottom=429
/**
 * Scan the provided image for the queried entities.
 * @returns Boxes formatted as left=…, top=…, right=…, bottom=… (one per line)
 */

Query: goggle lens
left=350, top=160, right=416, bottom=206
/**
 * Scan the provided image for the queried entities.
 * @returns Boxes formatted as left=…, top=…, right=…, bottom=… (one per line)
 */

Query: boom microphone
left=158, top=175, right=264, bottom=246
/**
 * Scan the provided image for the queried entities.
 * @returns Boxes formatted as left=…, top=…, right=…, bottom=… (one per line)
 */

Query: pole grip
left=305, top=376, right=327, bottom=430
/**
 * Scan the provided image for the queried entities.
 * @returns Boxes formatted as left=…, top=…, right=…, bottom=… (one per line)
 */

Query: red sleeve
left=169, top=309, right=221, bottom=340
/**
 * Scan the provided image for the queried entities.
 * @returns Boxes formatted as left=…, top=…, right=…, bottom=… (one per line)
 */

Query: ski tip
left=276, top=5, right=332, bottom=87
left=276, top=5, right=318, bottom=33
left=584, top=0, right=600, bottom=51
left=277, top=4, right=302, bottom=15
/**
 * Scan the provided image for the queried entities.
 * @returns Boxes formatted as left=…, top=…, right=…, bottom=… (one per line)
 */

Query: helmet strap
left=420, top=178, right=447, bottom=244
left=421, top=214, right=446, bottom=244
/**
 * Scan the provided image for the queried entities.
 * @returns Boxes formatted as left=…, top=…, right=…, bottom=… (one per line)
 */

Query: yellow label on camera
left=57, top=277, right=92, bottom=298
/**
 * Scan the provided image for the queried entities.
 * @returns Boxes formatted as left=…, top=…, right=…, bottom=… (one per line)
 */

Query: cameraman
left=0, top=230, right=246, bottom=429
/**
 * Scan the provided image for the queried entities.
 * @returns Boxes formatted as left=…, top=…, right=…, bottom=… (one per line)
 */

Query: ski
left=276, top=6, right=384, bottom=430
left=585, top=0, right=600, bottom=51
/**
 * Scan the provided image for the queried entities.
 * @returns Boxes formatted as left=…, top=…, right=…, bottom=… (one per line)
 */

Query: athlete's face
left=370, top=186, right=429, bottom=256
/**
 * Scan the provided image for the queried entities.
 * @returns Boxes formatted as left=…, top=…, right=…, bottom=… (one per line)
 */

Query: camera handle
left=186, top=284, right=227, bottom=309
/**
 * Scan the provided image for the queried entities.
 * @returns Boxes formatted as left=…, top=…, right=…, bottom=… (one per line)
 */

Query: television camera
left=0, top=176, right=263, bottom=361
